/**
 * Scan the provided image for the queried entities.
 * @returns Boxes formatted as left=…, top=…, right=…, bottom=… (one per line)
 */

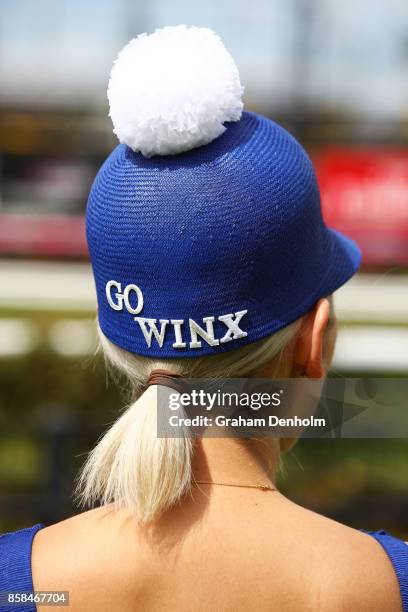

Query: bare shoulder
left=32, top=505, right=138, bottom=569
left=31, top=500, right=404, bottom=612
left=274, top=498, right=403, bottom=612
left=31, top=507, right=145, bottom=611
left=32, top=507, right=115, bottom=557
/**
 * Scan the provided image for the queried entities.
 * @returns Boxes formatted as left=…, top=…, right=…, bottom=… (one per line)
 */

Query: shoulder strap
left=0, top=523, right=44, bottom=612
left=365, top=530, right=408, bottom=612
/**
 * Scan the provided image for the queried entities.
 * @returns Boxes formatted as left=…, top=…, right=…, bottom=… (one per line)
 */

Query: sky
left=1, top=0, right=408, bottom=118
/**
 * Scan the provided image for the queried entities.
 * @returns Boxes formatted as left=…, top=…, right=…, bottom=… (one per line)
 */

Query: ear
left=293, top=298, right=331, bottom=379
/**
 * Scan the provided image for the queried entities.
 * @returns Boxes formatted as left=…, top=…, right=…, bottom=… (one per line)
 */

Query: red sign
left=0, top=213, right=87, bottom=257
left=314, top=148, right=408, bottom=265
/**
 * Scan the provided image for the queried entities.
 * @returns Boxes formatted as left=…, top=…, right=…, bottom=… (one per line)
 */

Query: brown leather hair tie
left=147, top=369, right=186, bottom=394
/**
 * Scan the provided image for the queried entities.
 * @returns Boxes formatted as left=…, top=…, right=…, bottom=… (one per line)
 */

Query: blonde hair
left=76, top=316, right=305, bottom=523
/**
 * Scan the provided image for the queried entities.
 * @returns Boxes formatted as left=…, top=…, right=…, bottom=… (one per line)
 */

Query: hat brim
left=325, top=228, right=362, bottom=295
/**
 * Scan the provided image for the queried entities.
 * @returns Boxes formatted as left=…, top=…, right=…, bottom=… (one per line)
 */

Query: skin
left=32, top=299, right=403, bottom=611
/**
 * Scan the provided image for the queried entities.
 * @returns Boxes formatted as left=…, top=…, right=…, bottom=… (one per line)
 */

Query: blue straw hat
left=86, top=25, right=361, bottom=358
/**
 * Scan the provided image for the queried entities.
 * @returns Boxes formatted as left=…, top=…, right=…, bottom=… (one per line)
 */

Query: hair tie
left=147, top=369, right=186, bottom=394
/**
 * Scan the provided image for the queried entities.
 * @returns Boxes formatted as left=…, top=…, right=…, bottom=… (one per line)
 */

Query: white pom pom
left=107, top=25, right=244, bottom=157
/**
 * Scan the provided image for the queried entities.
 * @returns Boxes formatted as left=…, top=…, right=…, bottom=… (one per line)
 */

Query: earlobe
left=307, top=298, right=331, bottom=379
left=294, top=299, right=331, bottom=379
left=292, top=314, right=313, bottom=376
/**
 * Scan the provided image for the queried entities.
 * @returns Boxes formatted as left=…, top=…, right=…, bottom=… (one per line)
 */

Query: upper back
left=28, top=490, right=405, bottom=612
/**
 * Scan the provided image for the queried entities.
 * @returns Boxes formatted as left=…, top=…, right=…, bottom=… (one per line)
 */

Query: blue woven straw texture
left=86, top=111, right=361, bottom=357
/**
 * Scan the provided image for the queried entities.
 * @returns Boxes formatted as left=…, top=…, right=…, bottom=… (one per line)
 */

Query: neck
left=192, top=437, right=279, bottom=488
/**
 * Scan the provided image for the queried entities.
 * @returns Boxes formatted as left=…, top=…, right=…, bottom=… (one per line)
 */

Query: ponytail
left=76, top=315, right=304, bottom=522
left=76, top=386, right=193, bottom=523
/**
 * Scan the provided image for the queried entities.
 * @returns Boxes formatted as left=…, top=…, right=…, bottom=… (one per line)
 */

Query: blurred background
left=0, top=0, right=408, bottom=534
